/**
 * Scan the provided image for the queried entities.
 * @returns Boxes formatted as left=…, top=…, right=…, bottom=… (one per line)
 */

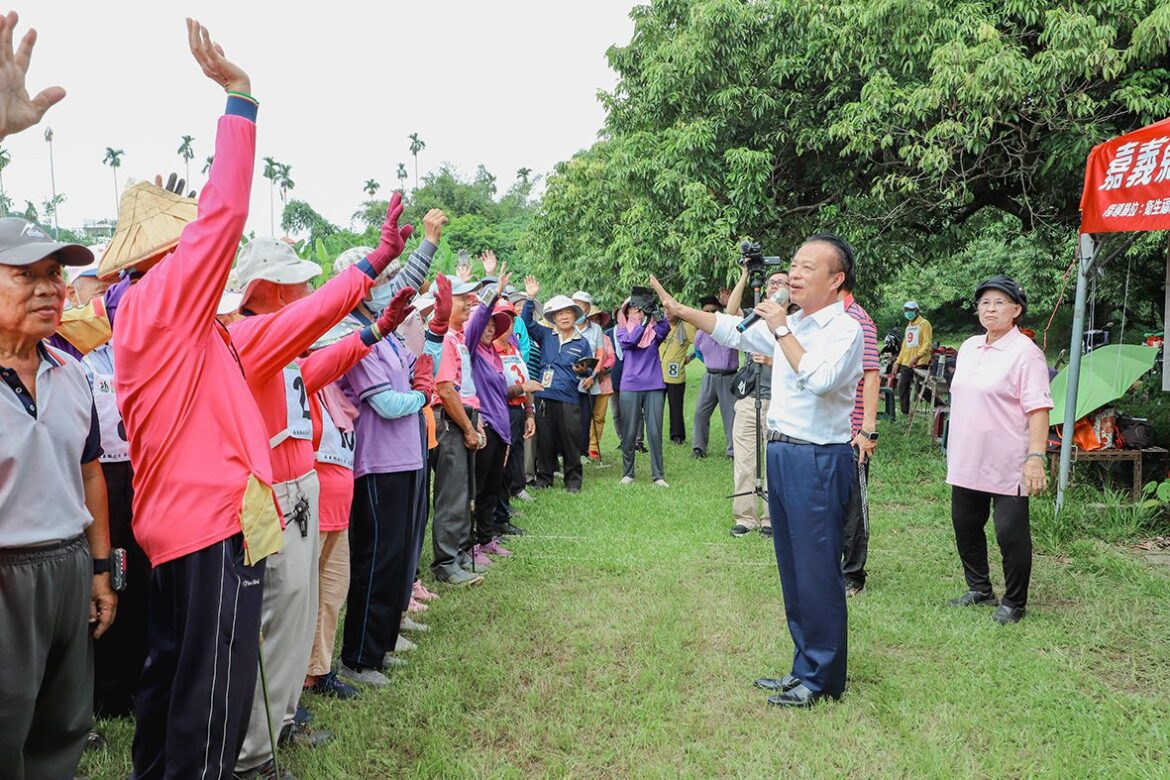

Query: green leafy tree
left=276, top=163, right=295, bottom=207
left=0, top=146, right=11, bottom=216
left=262, top=156, right=280, bottom=234
left=528, top=0, right=1170, bottom=329
left=102, top=147, right=124, bottom=215
left=281, top=199, right=339, bottom=246
left=396, top=162, right=409, bottom=191
left=202, top=155, right=214, bottom=175
left=363, top=178, right=380, bottom=198
left=177, top=135, right=195, bottom=185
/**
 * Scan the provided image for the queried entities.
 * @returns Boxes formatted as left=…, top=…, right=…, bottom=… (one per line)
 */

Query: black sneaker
left=309, top=670, right=360, bottom=700
left=501, top=522, right=526, bottom=536
left=293, top=704, right=312, bottom=726
left=278, top=720, right=333, bottom=750
left=845, top=580, right=864, bottom=597
left=234, top=757, right=298, bottom=780
left=85, top=728, right=106, bottom=753
left=635, top=442, right=648, bottom=453
left=992, top=604, right=1025, bottom=625
left=947, top=589, right=998, bottom=607
left=692, top=448, right=706, bottom=459
left=730, top=524, right=751, bottom=537
left=759, top=526, right=774, bottom=538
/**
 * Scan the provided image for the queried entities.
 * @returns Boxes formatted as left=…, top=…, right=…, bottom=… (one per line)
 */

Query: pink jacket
left=114, top=105, right=272, bottom=567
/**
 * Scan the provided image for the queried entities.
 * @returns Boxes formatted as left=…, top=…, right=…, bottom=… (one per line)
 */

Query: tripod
left=728, top=280, right=768, bottom=512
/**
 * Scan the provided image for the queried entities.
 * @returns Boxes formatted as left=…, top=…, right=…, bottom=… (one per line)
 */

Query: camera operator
left=649, top=233, right=863, bottom=708
left=724, top=267, right=789, bottom=537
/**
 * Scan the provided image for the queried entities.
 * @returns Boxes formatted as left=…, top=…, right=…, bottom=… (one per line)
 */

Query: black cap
left=974, top=275, right=1027, bottom=317
left=0, top=218, right=93, bottom=267
left=699, top=295, right=721, bottom=309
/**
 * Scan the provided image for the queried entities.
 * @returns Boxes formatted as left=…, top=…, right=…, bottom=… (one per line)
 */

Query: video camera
left=738, top=241, right=784, bottom=290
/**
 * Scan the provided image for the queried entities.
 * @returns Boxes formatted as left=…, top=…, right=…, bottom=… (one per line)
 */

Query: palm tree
left=45, top=128, right=59, bottom=236
left=177, top=135, right=195, bottom=185
left=42, top=193, right=65, bottom=231
left=476, top=164, right=497, bottom=197
left=363, top=178, right=380, bottom=198
left=276, top=163, right=295, bottom=206
left=102, top=147, right=125, bottom=216
left=516, top=167, right=532, bottom=185
left=0, top=147, right=11, bottom=216
left=408, top=133, right=425, bottom=191
left=262, top=156, right=279, bottom=233
left=22, top=200, right=37, bottom=223
left=396, top=162, right=408, bottom=191
left=202, top=155, right=214, bottom=175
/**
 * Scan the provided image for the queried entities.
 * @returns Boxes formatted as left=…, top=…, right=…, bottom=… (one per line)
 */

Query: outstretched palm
left=0, top=12, right=65, bottom=140
left=186, top=18, right=250, bottom=94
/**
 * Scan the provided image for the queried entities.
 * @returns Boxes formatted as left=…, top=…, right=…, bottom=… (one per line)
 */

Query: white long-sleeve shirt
left=711, top=301, right=863, bottom=444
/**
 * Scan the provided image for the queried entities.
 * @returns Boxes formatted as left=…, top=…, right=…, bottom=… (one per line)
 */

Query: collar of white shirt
left=977, top=326, right=1021, bottom=351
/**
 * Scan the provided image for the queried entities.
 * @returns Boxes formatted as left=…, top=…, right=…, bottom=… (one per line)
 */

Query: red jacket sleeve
left=126, top=111, right=255, bottom=339
left=298, top=332, right=372, bottom=395
left=230, top=265, right=374, bottom=386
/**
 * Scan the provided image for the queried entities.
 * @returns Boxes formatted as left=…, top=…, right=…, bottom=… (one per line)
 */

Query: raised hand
left=376, top=286, right=417, bottom=336
left=456, top=264, right=472, bottom=283
left=187, top=18, right=250, bottom=94
left=496, top=261, right=510, bottom=297
left=481, top=250, right=498, bottom=276
left=154, top=172, right=196, bottom=198
left=524, top=274, right=540, bottom=299
left=430, top=273, right=452, bottom=336
left=648, top=275, right=683, bottom=319
left=366, top=191, right=414, bottom=274
left=423, top=209, right=448, bottom=244
left=0, top=12, right=65, bottom=140
left=411, top=354, right=435, bottom=399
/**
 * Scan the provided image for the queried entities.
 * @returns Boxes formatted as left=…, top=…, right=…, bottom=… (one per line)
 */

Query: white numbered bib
left=270, top=364, right=313, bottom=448
left=315, top=402, right=355, bottom=470
left=455, top=343, right=477, bottom=400
left=91, top=371, right=130, bottom=463
left=904, top=326, right=921, bottom=349
left=502, top=353, right=529, bottom=387
left=541, top=367, right=555, bottom=389
left=666, top=362, right=681, bottom=379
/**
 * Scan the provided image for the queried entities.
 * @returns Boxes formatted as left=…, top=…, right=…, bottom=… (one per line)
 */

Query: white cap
left=235, top=238, right=322, bottom=302
left=66, top=243, right=107, bottom=284
left=572, top=290, right=593, bottom=305
left=904, top=300, right=919, bottom=310
left=331, top=246, right=374, bottom=277
left=412, top=292, right=436, bottom=312
left=542, top=294, right=584, bottom=324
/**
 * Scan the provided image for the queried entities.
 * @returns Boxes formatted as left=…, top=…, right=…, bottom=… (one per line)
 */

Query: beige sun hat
left=98, top=182, right=198, bottom=279
left=235, top=238, right=322, bottom=305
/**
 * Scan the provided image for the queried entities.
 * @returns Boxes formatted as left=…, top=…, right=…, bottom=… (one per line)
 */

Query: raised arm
left=384, top=209, right=447, bottom=295
left=0, top=12, right=65, bottom=140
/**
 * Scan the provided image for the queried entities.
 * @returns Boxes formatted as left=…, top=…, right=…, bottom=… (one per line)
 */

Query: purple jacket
left=465, top=296, right=511, bottom=443
left=616, top=318, right=670, bottom=391
left=696, top=330, right=739, bottom=373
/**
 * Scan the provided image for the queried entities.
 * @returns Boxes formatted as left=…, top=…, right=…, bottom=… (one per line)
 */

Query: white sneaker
left=339, top=662, right=389, bottom=687
left=620, top=476, right=635, bottom=486
left=383, top=655, right=408, bottom=669
left=515, top=489, right=535, bottom=502
left=654, top=479, right=670, bottom=488
left=395, top=635, right=417, bottom=653
left=400, top=616, right=429, bottom=633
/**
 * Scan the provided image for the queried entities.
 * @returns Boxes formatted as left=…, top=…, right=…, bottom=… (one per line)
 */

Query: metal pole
left=1057, top=233, right=1097, bottom=512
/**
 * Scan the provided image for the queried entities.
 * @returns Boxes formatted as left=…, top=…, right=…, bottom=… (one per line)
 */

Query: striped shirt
left=844, top=296, right=880, bottom=436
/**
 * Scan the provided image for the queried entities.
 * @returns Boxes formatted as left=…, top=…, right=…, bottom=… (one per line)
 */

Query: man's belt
left=766, top=431, right=815, bottom=445
left=706, top=368, right=738, bottom=376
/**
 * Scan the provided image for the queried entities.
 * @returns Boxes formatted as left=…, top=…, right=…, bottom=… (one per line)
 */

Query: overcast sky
left=9, top=0, right=637, bottom=235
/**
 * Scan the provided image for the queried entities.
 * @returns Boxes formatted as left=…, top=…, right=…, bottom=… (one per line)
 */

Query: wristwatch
left=93, top=557, right=111, bottom=575
left=860, top=430, right=879, bottom=441
left=773, top=325, right=792, bottom=340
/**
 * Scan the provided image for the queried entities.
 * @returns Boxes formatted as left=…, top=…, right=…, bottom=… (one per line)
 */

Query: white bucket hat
left=235, top=238, right=322, bottom=303
left=572, top=290, right=593, bottom=305
left=542, top=294, right=584, bottom=325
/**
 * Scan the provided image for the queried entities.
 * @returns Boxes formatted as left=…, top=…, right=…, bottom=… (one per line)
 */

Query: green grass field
left=81, top=367, right=1170, bottom=779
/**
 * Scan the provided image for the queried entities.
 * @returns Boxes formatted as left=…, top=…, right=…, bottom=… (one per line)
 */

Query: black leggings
left=951, top=485, right=1032, bottom=608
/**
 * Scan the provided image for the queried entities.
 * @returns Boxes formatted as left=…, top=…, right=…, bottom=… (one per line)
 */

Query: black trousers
left=665, top=382, right=687, bottom=442
left=494, top=406, right=527, bottom=531
left=842, top=456, right=870, bottom=587
left=132, top=535, right=265, bottom=780
left=535, top=397, right=583, bottom=490
left=578, top=393, right=595, bottom=456
left=951, top=485, right=1032, bottom=608
left=343, top=470, right=417, bottom=671
left=474, top=426, right=509, bottom=545
left=403, top=441, right=431, bottom=610
left=94, top=460, right=150, bottom=718
left=897, top=365, right=915, bottom=415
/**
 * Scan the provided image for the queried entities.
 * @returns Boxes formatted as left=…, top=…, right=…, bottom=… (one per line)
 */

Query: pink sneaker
left=408, top=598, right=429, bottom=613
left=413, top=580, right=440, bottom=602
left=470, top=545, right=493, bottom=569
left=483, top=538, right=513, bottom=558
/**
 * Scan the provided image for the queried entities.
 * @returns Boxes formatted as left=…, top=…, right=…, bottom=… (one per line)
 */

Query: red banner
left=1080, top=117, right=1170, bottom=234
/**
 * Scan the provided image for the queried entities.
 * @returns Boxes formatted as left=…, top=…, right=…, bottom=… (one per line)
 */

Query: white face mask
left=366, top=282, right=394, bottom=312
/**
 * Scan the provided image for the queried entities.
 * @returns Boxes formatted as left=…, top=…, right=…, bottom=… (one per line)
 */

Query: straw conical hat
left=98, top=182, right=198, bottom=278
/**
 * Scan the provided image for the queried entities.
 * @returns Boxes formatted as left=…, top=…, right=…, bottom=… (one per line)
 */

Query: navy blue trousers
left=766, top=440, right=854, bottom=697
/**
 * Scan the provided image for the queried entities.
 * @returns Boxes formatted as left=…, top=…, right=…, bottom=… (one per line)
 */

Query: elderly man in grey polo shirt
left=0, top=218, right=117, bottom=779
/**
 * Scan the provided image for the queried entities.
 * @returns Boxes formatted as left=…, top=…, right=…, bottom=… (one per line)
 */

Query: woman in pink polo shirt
left=945, top=275, right=1052, bottom=626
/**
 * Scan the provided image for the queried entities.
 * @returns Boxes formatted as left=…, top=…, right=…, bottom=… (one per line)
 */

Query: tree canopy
left=526, top=0, right=1170, bottom=331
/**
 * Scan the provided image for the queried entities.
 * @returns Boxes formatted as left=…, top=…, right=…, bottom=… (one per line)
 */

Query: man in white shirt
left=649, top=234, right=863, bottom=707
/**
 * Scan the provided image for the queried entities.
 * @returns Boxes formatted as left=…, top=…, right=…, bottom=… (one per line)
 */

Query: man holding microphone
left=649, top=233, right=863, bottom=707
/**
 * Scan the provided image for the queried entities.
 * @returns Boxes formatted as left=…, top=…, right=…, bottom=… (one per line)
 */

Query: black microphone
left=736, top=287, right=790, bottom=333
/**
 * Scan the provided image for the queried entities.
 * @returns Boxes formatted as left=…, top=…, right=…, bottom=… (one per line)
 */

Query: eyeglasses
left=977, top=298, right=1013, bottom=311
